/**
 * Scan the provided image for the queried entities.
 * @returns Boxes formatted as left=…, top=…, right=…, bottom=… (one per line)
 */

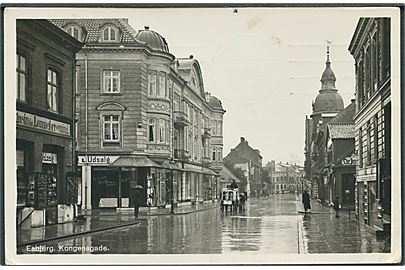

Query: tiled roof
left=328, top=123, right=355, bottom=139
left=329, top=101, right=355, bottom=124
left=50, top=19, right=145, bottom=45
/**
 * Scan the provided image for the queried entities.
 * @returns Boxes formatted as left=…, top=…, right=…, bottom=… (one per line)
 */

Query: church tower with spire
left=311, top=45, right=344, bottom=135
left=307, top=44, right=345, bottom=202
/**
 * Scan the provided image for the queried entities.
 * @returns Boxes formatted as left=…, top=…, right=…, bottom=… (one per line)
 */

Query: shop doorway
left=341, top=174, right=355, bottom=207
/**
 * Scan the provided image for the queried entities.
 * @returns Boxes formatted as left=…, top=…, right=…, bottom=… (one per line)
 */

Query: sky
left=125, top=8, right=363, bottom=165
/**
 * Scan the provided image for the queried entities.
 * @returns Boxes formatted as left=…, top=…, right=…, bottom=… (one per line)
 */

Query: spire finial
left=326, top=40, right=332, bottom=63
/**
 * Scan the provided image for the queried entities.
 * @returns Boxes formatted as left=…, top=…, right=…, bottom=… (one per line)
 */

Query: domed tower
left=135, top=26, right=170, bottom=54
left=311, top=45, right=344, bottom=133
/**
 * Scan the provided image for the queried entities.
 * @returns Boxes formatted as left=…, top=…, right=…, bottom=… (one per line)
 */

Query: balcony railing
left=174, top=111, right=190, bottom=128
left=174, top=149, right=190, bottom=160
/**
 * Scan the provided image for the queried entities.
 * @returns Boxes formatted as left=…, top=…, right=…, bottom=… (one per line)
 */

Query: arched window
left=102, top=25, right=118, bottom=42
left=65, top=25, right=82, bottom=41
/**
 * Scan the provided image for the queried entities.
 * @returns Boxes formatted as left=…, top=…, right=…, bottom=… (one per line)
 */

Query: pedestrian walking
left=133, top=185, right=144, bottom=219
left=302, top=190, right=311, bottom=213
left=333, top=196, right=340, bottom=218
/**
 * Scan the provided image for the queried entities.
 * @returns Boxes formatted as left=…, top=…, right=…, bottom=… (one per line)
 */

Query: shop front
left=16, top=110, right=76, bottom=228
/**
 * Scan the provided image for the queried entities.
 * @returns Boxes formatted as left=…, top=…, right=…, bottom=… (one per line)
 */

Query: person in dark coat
left=302, top=190, right=311, bottom=213
left=333, top=196, right=340, bottom=218
left=230, top=180, right=238, bottom=189
left=133, top=186, right=144, bottom=218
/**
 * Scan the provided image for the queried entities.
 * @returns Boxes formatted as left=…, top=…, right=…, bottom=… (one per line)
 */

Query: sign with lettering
left=341, top=154, right=357, bottom=166
left=42, top=152, right=57, bottom=164
left=78, top=155, right=119, bottom=166
left=16, top=110, right=70, bottom=136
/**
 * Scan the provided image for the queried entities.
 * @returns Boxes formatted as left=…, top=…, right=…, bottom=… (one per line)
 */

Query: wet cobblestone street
left=18, top=194, right=390, bottom=254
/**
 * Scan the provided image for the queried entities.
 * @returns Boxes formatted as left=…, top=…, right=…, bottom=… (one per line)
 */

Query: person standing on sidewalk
left=133, top=185, right=144, bottom=219
left=333, top=196, right=340, bottom=218
left=302, top=190, right=311, bottom=213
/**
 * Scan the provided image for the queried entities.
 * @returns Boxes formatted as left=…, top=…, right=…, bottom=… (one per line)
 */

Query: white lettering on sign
left=43, top=153, right=57, bottom=164
left=16, top=111, right=70, bottom=136
left=78, top=156, right=119, bottom=166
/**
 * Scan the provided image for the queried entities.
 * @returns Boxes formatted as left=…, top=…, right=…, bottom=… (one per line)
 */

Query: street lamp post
left=170, top=159, right=175, bottom=214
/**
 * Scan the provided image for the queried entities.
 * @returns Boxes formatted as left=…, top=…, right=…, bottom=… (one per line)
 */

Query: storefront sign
left=16, top=110, right=70, bottom=136
left=78, top=155, right=119, bottom=166
left=341, top=154, right=356, bottom=166
left=43, top=152, right=57, bottom=164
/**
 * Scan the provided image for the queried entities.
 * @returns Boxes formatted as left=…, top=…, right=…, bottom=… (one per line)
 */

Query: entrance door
left=341, top=174, right=355, bottom=207
left=92, top=170, right=118, bottom=208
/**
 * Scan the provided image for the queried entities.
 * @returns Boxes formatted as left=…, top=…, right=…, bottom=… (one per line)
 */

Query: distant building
left=348, top=17, right=391, bottom=237
left=270, top=162, right=304, bottom=194
left=16, top=20, right=83, bottom=227
left=325, top=100, right=356, bottom=208
left=51, top=19, right=225, bottom=209
left=224, top=137, right=263, bottom=197
left=305, top=46, right=345, bottom=202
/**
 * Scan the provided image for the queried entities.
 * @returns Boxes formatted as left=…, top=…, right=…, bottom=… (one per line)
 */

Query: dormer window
left=65, top=25, right=82, bottom=41
left=102, top=25, right=118, bottom=42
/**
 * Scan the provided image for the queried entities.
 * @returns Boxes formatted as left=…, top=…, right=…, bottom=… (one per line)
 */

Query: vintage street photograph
left=3, top=5, right=402, bottom=265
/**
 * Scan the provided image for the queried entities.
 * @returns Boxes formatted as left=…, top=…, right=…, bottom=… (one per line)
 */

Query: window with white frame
left=103, top=70, right=120, bottom=93
left=148, top=74, right=156, bottom=96
left=103, top=115, right=120, bottom=142
left=165, top=120, right=170, bottom=143
left=102, top=25, right=118, bottom=42
left=47, top=68, right=59, bottom=112
left=217, top=148, right=222, bottom=161
left=65, top=25, right=82, bottom=41
left=158, top=75, right=166, bottom=98
left=158, top=119, right=165, bottom=143
left=148, top=118, right=156, bottom=142
left=16, top=54, right=27, bottom=102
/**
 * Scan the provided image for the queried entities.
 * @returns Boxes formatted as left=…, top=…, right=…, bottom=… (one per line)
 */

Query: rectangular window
left=149, top=118, right=156, bottom=142
left=212, top=147, right=217, bottom=161
left=103, top=70, right=120, bottom=93
left=103, top=115, right=120, bottom=142
left=165, top=120, right=170, bottom=143
left=158, top=119, right=165, bottom=143
left=358, top=128, right=363, bottom=168
left=158, top=76, right=166, bottom=98
left=148, top=74, right=156, bottom=96
left=17, top=54, right=27, bottom=102
left=47, top=68, right=59, bottom=112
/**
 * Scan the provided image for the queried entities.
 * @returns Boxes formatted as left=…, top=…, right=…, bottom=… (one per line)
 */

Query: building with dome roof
left=304, top=45, right=345, bottom=202
left=51, top=19, right=225, bottom=211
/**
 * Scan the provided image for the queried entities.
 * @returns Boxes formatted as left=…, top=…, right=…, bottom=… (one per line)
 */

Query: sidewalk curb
left=17, top=220, right=141, bottom=247
left=297, top=217, right=307, bottom=254
left=118, top=204, right=219, bottom=217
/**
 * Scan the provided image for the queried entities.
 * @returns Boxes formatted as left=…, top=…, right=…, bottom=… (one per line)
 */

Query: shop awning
left=184, top=164, right=219, bottom=176
left=110, top=156, right=162, bottom=168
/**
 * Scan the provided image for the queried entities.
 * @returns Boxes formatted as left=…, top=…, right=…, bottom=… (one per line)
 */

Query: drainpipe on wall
left=84, top=47, right=89, bottom=211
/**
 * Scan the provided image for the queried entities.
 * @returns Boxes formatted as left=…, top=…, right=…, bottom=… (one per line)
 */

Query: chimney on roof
left=240, top=137, right=245, bottom=143
left=144, top=26, right=150, bottom=30
left=189, top=55, right=194, bottom=59
left=351, top=98, right=356, bottom=104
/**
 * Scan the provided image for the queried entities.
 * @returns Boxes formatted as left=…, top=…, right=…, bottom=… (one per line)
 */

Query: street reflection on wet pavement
left=17, top=194, right=389, bottom=254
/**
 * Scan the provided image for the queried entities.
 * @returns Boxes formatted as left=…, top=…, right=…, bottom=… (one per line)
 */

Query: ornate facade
left=51, top=19, right=225, bottom=209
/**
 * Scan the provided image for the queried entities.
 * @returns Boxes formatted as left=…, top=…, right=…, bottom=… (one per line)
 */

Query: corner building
left=51, top=19, right=225, bottom=210
left=348, top=18, right=391, bottom=236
